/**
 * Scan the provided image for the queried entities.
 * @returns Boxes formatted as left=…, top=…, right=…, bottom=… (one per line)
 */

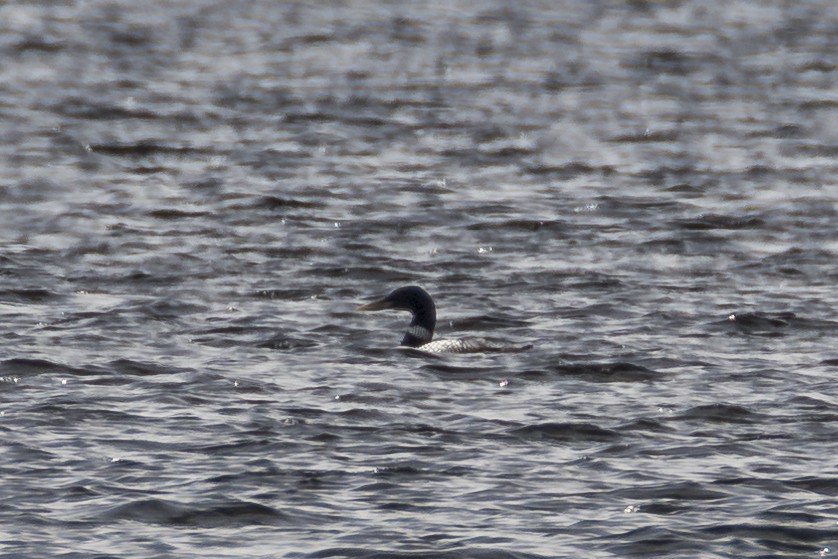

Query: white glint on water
left=573, top=203, right=599, bottom=213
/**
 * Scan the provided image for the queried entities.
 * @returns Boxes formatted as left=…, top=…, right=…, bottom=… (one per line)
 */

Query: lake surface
left=1, top=1, right=837, bottom=557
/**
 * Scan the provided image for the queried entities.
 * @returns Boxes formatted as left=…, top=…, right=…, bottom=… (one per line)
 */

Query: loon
left=356, top=285, right=530, bottom=354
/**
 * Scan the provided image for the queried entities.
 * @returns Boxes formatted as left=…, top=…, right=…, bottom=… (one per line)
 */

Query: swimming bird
left=356, top=285, right=531, bottom=353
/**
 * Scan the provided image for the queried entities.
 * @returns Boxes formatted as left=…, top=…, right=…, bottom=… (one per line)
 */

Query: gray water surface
left=1, top=1, right=837, bottom=558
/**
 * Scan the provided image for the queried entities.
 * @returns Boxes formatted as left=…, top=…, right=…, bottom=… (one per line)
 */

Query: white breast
left=417, top=337, right=532, bottom=354
left=417, top=338, right=481, bottom=353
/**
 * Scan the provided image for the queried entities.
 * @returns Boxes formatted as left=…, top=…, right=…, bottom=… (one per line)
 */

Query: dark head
left=356, top=285, right=437, bottom=347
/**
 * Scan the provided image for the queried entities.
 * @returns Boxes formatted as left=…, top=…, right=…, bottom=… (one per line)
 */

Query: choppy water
left=2, top=1, right=837, bottom=557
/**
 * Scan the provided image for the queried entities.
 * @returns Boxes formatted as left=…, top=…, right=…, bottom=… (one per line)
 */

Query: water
left=1, top=1, right=837, bottom=557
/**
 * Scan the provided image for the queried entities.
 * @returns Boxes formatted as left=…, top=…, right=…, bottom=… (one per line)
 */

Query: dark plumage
left=356, top=286, right=436, bottom=348
left=356, top=286, right=531, bottom=353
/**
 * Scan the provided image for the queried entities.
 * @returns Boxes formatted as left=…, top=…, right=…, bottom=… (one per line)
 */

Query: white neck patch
left=406, top=325, right=432, bottom=342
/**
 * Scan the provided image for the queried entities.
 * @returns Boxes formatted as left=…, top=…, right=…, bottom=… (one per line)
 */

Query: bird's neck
left=400, top=310, right=435, bottom=347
